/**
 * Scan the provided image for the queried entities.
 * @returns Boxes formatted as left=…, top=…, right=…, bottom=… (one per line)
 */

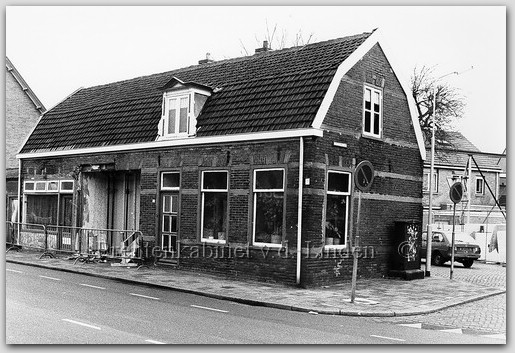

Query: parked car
left=421, top=230, right=481, bottom=268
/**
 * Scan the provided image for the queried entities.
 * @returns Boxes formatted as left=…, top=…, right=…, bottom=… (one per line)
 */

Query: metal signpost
left=449, top=181, right=464, bottom=280
left=350, top=161, right=374, bottom=303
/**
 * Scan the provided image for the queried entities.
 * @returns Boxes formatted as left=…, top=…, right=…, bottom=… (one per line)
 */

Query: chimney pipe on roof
left=198, top=52, right=215, bottom=64
left=255, top=40, right=271, bottom=54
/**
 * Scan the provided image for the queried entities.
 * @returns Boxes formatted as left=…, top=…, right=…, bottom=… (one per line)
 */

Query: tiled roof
left=20, top=31, right=373, bottom=153
left=427, top=132, right=504, bottom=170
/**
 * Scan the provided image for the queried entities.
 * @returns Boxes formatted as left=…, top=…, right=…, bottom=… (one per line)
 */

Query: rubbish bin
left=389, top=221, right=425, bottom=280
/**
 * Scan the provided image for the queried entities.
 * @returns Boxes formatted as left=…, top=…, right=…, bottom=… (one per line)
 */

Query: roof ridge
left=77, top=31, right=374, bottom=93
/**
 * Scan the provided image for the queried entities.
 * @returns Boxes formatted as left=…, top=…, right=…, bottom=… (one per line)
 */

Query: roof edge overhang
left=423, top=163, right=503, bottom=173
left=311, top=28, right=427, bottom=161
left=17, top=128, right=324, bottom=160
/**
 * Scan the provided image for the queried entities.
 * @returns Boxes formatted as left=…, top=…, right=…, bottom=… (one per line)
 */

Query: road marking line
left=190, top=304, right=228, bottom=313
left=79, top=283, right=106, bottom=290
left=39, top=275, right=61, bottom=281
left=399, top=323, right=422, bottom=329
left=482, top=333, right=506, bottom=340
left=145, top=339, right=166, bottom=344
left=6, top=269, right=23, bottom=273
left=439, top=328, right=463, bottom=334
left=62, top=319, right=101, bottom=330
left=130, top=293, right=160, bottom=300
left=370, top=335, right=406, bottom=342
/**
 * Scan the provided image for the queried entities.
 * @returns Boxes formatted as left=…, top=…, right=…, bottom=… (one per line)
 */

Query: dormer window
left=157, top=77, right=212, bottom=140
left=165, top=95, right=190, bottom=135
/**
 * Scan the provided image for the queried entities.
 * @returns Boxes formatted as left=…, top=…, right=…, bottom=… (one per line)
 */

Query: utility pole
left=425, top=66, right=473, bottom=277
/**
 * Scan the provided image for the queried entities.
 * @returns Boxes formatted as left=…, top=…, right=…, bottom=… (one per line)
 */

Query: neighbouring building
left=16, top=29, right=427, bottom=287
left=5, top=56, right=46, bottom=225
left=423, top=131, right=506, bottom=229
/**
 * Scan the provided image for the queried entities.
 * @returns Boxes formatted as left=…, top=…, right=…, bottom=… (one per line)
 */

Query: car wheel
left=462, top=259, right=474, bottom=268
left=432, top=252, right=445, bottom=266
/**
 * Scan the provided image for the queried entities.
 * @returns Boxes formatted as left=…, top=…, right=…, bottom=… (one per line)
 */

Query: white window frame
left=200, top=170, right=229, bottom=244
left=252, top=168, right=285, bottom=248
left=60, top=180, right=74, bottom=193
left=160, top=172, right=181, bottom=191
left=424, top=172, right=438, bottom=193
left=324, top=171, right=351, bottom=248
left=24, top=179, right=75, bottom=194
left=362, top=85, right=383, bottom=138
left=475, top=176, right=485, bottom=195
left=24, top=181, right=35, bottom=192
left=163, top=94, right=190, bottom=137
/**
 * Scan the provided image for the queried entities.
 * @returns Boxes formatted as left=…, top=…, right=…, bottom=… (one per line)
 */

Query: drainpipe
left=296, top=137, right=304, bottom=286
left=17, top=159, right=22, bottom=233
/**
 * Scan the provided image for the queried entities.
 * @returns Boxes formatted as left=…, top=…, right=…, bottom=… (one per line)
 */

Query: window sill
left=361, top=133, right=383, bottom=141
left=324, top=244, right=348, bottom=250
left=156, top=134, right=195, bottom=141
left=252, top=242, right=283, bottom=248
left=201, top=238, right=226, bottom=245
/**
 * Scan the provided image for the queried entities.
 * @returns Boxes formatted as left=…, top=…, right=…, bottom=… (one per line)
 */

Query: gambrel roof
left=19, top=29, right=425, bottom=159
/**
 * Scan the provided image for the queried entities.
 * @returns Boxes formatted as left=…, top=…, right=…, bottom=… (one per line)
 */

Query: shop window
left=253, top=169, right=285, bottom=246
left=201, top=171, right=228, bottom=243
left=26, top=195, right=58, bottom=225
left=363, top=86, right=382, bottom=137
left=23, top=179, right=74, bottom=227
left=325, top=171, right=351, bottom=246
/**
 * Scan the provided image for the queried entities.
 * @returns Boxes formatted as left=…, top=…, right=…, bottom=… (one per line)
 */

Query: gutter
left=17, top=128, right=324, bottom=159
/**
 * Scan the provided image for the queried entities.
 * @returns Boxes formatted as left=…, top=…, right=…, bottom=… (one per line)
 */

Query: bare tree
left=411, top=65, right=466, bottom=142
left=240, top=21, right=315, bottom=55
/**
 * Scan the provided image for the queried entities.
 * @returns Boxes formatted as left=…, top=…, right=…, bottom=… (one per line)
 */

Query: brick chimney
left=198, top=53, right=215, bottom=64
left=255, top=41, right=271, bottom=54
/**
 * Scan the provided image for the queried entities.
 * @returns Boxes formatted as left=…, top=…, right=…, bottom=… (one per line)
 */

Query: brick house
left=423, top=131, right=506, bottom=228
left=5, top=56, right=46, bottom=223
left=16, top=29, right=426, bottom=287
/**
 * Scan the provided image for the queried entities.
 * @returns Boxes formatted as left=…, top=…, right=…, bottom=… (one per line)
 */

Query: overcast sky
left=5, top=5, right=507, bottom=154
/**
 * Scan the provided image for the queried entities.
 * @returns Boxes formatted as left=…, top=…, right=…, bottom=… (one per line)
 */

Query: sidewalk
left=5, top=249, right=506, bottom=317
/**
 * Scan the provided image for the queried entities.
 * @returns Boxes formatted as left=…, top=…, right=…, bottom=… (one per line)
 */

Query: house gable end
left=312, top=29, right=426, bottom=160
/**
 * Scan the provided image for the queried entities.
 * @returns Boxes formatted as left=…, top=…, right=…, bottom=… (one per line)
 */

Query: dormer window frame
left=158, top=82, right=212, bottom=141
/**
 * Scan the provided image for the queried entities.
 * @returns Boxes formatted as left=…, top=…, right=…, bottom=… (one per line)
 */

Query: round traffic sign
left=449, top=182, right=464, bottom=204
left=354, top=160, right=374, bottom=192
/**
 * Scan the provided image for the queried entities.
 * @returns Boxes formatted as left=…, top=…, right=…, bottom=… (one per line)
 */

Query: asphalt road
left=5, top=263, right=505, bottom=344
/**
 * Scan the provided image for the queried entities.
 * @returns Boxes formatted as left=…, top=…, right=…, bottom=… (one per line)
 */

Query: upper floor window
left=475, top=176, right=485, bottom=195
left=363, top=86, right=382, bottom=138
left=423, top=172, right=438, bottom=193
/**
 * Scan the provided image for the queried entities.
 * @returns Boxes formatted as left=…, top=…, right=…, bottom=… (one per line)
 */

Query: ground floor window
left=25, top=195, right=58, bottom=225
left=253, top=168, right=285, bottom=245
left=325, top=171, right=351, bottom=246
left=201, top=171, right=228, bottom=243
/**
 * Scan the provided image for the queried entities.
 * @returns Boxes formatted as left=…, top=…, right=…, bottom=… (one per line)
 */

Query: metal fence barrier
left=5, top=221, right=145, bottom=265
